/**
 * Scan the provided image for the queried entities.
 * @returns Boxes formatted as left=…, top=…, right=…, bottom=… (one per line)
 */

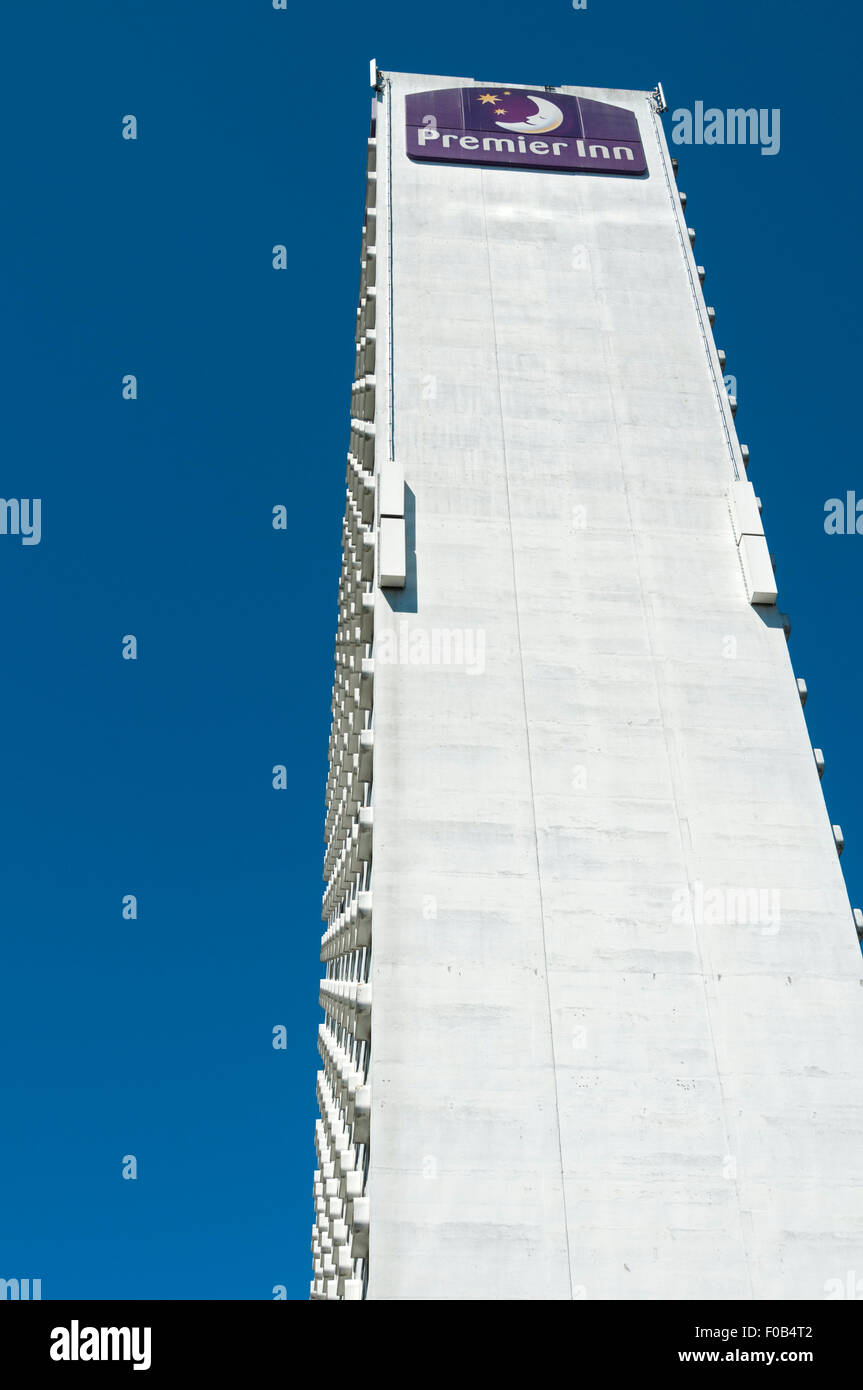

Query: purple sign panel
left=405, top=87, right=646, bottom=175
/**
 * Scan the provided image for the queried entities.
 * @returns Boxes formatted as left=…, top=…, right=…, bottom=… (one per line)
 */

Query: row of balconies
left=310, top=1138, right=362, bottom=1296
left=323, top=779, right=368, bottom=880
left=357, top=204, right=375, bottom=260
left=334, top=584, right=374, bottom=654
left=362, top=144, right=377, bottom=317
left=319, top=977, right=372, bottom=1041
left=322, top=804, right=374, bottom=921
left=324, top=733, right=374, bottom=857
left=359, top=200, right=375, bottom=262
left=334, top=571, right=373, bottom=650
left=312, top=160, right=378, bottom=1300
left=324, top=662, right=372, bottom=801
left=324, top=495, right=374, bottom=823
left=324, top=698, right=366, bottom=813
left=323, top=791, right=362, bottom=877
left=356, top=285, right=376, bottom=341
left=355, top=329, right=376, bottom=379
left=347, top=449, right=375, bottom=523
left=324, top=722, right=364, bottom=831
left=324, top=708, right=363, bottom=810
left=322, top=732, right=371, bottom=928
left=317, top=1065, right=370, bottom=1153
left=351, top=373, right=376, bottom=423
left=325, top=718, right=363, bottom=804
left=345, top=496, right=376, bottom=575
left=329, top=654, right=362, bottom=727
left=309, top=1114, right=368, bottom=1299
left=326, top=656, right=361, bottom=747
left=313, top=1113, right=370, bottom=1240
left=333, top=569, right=370, bottom=656
left=318, top=1028, right=371, bottom=1143
left=337, top=513, right=365, bottom=584
left=349, top=416, right=376, bottom=475
left=315, top=1118, right=366, bottom=1204
left=314, top=1129, right=369, bottom=1239
left=359, top=242, right=376, bottom=299
left=322, top=888, right=373, bottom=964
left=312, top=1149, right=364, bottom=1216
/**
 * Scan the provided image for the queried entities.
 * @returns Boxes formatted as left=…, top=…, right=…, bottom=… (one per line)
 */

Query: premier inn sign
left=406, top=87, right=646, bottom=175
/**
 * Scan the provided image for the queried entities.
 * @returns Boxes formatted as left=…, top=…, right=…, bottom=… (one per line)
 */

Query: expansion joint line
left=646, top=105, right=754, bottom=1297
left=648, top=105, right=739, bottom=483
left=479, top=170, right=575, bottom=1299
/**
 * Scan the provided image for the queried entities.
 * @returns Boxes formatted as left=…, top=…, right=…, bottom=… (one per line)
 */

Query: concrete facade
left=311, top=70, right=863, bottom=1301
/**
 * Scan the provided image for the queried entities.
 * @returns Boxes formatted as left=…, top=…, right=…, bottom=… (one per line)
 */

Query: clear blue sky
left=1, top=0, right=859, bottom=1300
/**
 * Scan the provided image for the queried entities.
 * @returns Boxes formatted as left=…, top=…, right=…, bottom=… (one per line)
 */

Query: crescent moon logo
left=495, top=95, right=564, bottom=135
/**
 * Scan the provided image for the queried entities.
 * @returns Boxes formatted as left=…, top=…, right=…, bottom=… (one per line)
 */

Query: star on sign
left=478, top=93, right=500, bottom=104
left=495, top=108, right=506, bottom=114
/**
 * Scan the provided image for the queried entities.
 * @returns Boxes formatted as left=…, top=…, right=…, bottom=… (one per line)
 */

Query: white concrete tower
left=310, top=68, right=863, bottom=1301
